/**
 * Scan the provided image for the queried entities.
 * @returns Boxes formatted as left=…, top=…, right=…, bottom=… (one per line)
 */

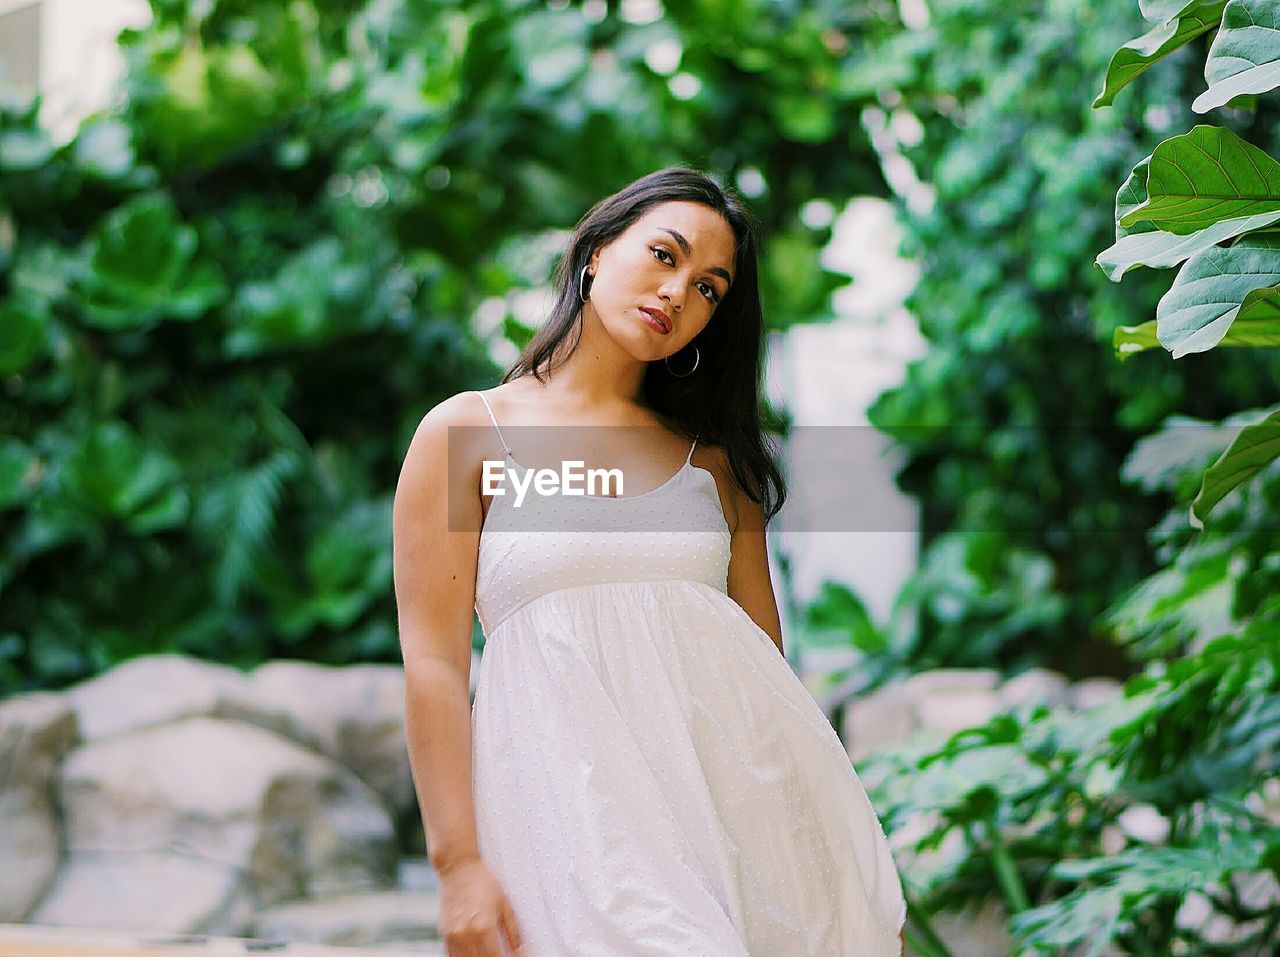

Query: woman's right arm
left=393, top=395, right=524, bottom=956
left=393, top=393, right=484, bottom=876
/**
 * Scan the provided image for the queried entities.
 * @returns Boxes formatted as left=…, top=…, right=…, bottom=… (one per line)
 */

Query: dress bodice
left=470, top=392, right=732, bottom=635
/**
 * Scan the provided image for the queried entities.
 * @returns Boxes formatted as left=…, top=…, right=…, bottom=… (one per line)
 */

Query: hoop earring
left=665, top=344, right=700, bottom=378
left=579, top=264, right=593, bottom=303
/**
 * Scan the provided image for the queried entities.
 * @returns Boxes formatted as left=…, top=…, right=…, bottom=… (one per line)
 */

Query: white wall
left=771, top=197, right=927, bottom=641
left=3, top=0, right=152, bottom=145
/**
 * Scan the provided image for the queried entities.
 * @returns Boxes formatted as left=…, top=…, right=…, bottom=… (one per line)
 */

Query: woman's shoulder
left=422, top=382, right=532, bottom=424
left=418, top=388, right=490, bottom=431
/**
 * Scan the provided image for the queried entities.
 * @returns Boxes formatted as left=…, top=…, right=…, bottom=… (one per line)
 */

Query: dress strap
left=683, top=437, right=698, bottom=466
left=473, top=391, right=513, bottom=457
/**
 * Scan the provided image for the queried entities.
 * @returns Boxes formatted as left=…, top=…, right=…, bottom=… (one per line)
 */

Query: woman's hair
left=500, top=165, right=786, bottom=522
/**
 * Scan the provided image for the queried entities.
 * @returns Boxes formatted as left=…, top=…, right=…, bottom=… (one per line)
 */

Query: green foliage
left=856, top=0, right=1280, bottom=679
left=864, top=458, right=1280, bottom=953
left=854, top=3, right=1280, bottom=950
left=0, top=0, right=910, bottom=691
left=1093, top=3, right=1280, bottom=529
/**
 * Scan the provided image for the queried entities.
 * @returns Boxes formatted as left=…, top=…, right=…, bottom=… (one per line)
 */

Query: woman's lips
left=639, top=308, right=671, bottom=334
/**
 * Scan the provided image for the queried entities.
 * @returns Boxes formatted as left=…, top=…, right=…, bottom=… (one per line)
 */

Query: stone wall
left=1, top=653, right=1120, bottom=954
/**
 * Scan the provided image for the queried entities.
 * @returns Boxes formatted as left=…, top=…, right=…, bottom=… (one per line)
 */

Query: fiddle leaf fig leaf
left=1120, top=125, right=1280, bottom=236
left=1193, top=0, right=1280, bottom=113
left=1094, top=2, right=1226, bottom=109
left=1154, top=233, right=1280, bottom=358
left=1190, top=405, right=1280, bottom=528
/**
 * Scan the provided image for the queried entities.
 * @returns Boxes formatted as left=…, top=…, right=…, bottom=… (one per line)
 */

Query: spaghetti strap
left=473, top=391, right=513, bottom=457
left=684, top=437, right=698, bottom=467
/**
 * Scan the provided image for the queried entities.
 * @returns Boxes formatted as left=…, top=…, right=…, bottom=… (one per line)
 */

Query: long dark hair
left=500, top=165, right=786, bottom=522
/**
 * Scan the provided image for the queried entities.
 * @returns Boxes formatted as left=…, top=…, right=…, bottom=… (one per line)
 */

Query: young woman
left=393, top=167, right=907, bottom=956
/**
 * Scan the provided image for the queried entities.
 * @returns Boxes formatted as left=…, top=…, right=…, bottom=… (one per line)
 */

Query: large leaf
left=1119, top=125, right=1280, bottom=235
left=509, top=9, right=588, bottom=92
left=1094, top=2, right=1227, bottom=109
left=1154, top=232, right=1280, bottom=357
left=0, top=298, right=48, bottom=375
left=1099, top=151, right=1280, bottom=280
left=57, top=421, right=188, bottom=534
left=0, top=127, right=55, bottom=171
left=1013, top=830, right=1273, bottom=951
left=1190, top=405, right=1280, bottom=528
left=1193, top=0, right=1280, bottom=112
left=1139, top=0, right=1208, bottom=22
left=1113, top=153, right=1155, bottom=244
left=0, top=438, right=38, bottom=511
left=1113, top=312, right=1280, bottom=358
left=224, top=237, right=373, bottom=356
left=1098, top=210, right=1280, bottom=280
left=80, top=192, right=226, bottom=331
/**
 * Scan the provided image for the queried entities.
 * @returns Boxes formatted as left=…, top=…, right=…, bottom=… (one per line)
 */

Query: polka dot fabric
left=469, top=392, right=906, bottom=956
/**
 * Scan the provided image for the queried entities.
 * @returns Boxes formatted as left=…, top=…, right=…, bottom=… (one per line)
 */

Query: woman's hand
left=899, top=927, right=906, bottom=955
left=438, top=857, right=524, bottom=956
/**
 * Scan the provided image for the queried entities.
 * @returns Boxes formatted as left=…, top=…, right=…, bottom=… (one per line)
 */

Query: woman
left=393, top=166, right=907, bottom=956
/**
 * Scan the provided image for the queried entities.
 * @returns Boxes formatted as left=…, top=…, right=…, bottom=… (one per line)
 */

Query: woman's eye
left=652, top=246, right=718, bottom=302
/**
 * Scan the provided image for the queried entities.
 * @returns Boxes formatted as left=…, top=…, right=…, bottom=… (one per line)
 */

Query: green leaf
left=1113, top=153, right=1154, bottom=244
left=0, top=439, right=38, bottom=510
left=1140, top=0, right=1207, bottom=22
left=509, top=10, right=588, bottom=92
left=1154, top=232, right=1280, bottom=357
left=1013, top=831, right=1272, bottom=951
left=502, top=314, right=536, bottom=351
left=1121, top=407, right=1280, bottom=492
left=205, top=449, right=299, bottom=608
left=0, top=127, right=55, bottom=171
left=768, top=92, right=835, bottom=143
left=1098, top=210, right=1280, bottom=280
left=1193, top=0, right=1280, bottom=113
left=1113, top=311, right=1280, bottom=358
left=1094, top=2, right=1226, bottom=109
left=1236, top=280, right=1280, bottom=323
left=0, top=298, right=49, bottom=375
left=224, top=238, right=365, bottom=356
left=1119, top=125, right=1280, bottom=235
left=1190, top=406, right=1280, bottom=528
left=72, top=117, right=135, bottom=179
left=1098, top=149, right=1280, bottom=279
left=81, top=192, right=225, bottom=331
left=58, top=421, right=188, bottom=531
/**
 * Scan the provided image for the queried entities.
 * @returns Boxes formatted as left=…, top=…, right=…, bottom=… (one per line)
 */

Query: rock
left=67, top=653, right=254, bottom=742
left=30, top=850, right=252, bottom=934
left=0, top=692, right=78, bottom=920
left=397, top=857, right=438, bottom=893
left=909, top=899, right=1009, bottom=957
left=842, top=681, right=915, bottom=763
left=997, top=668, right=1070, bottom=709
left=0, top=922, right=440, bottom=956
left=237, top=661, right=413, bottom=815
left=253, top=890, right=443, bottom=950
left=902, top=669, right=1000, bottom=697
left=1069, top=677, right=1123, bottom=710
left=913, top=688, right=1001, bottom=738
left=43, top=715, right=397, bottom=933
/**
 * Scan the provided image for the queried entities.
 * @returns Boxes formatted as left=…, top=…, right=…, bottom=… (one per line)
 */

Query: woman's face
left=585, top=200, right=736, bottom=361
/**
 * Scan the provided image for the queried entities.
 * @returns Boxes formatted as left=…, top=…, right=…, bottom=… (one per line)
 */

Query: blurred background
left=2, top=1, right=1278, bottom=954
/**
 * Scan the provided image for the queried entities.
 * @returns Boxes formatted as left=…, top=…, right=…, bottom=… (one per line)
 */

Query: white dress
left=469, top=391, right=907, bottom=956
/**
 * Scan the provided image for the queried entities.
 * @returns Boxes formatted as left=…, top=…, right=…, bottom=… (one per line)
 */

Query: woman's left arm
left=725, top=484, right=785, bottom=656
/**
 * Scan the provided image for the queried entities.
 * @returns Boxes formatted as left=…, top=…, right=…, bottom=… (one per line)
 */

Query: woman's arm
left=715, top=449, right=785, bottom=656
left=392, top=394, right=485, bottom=877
